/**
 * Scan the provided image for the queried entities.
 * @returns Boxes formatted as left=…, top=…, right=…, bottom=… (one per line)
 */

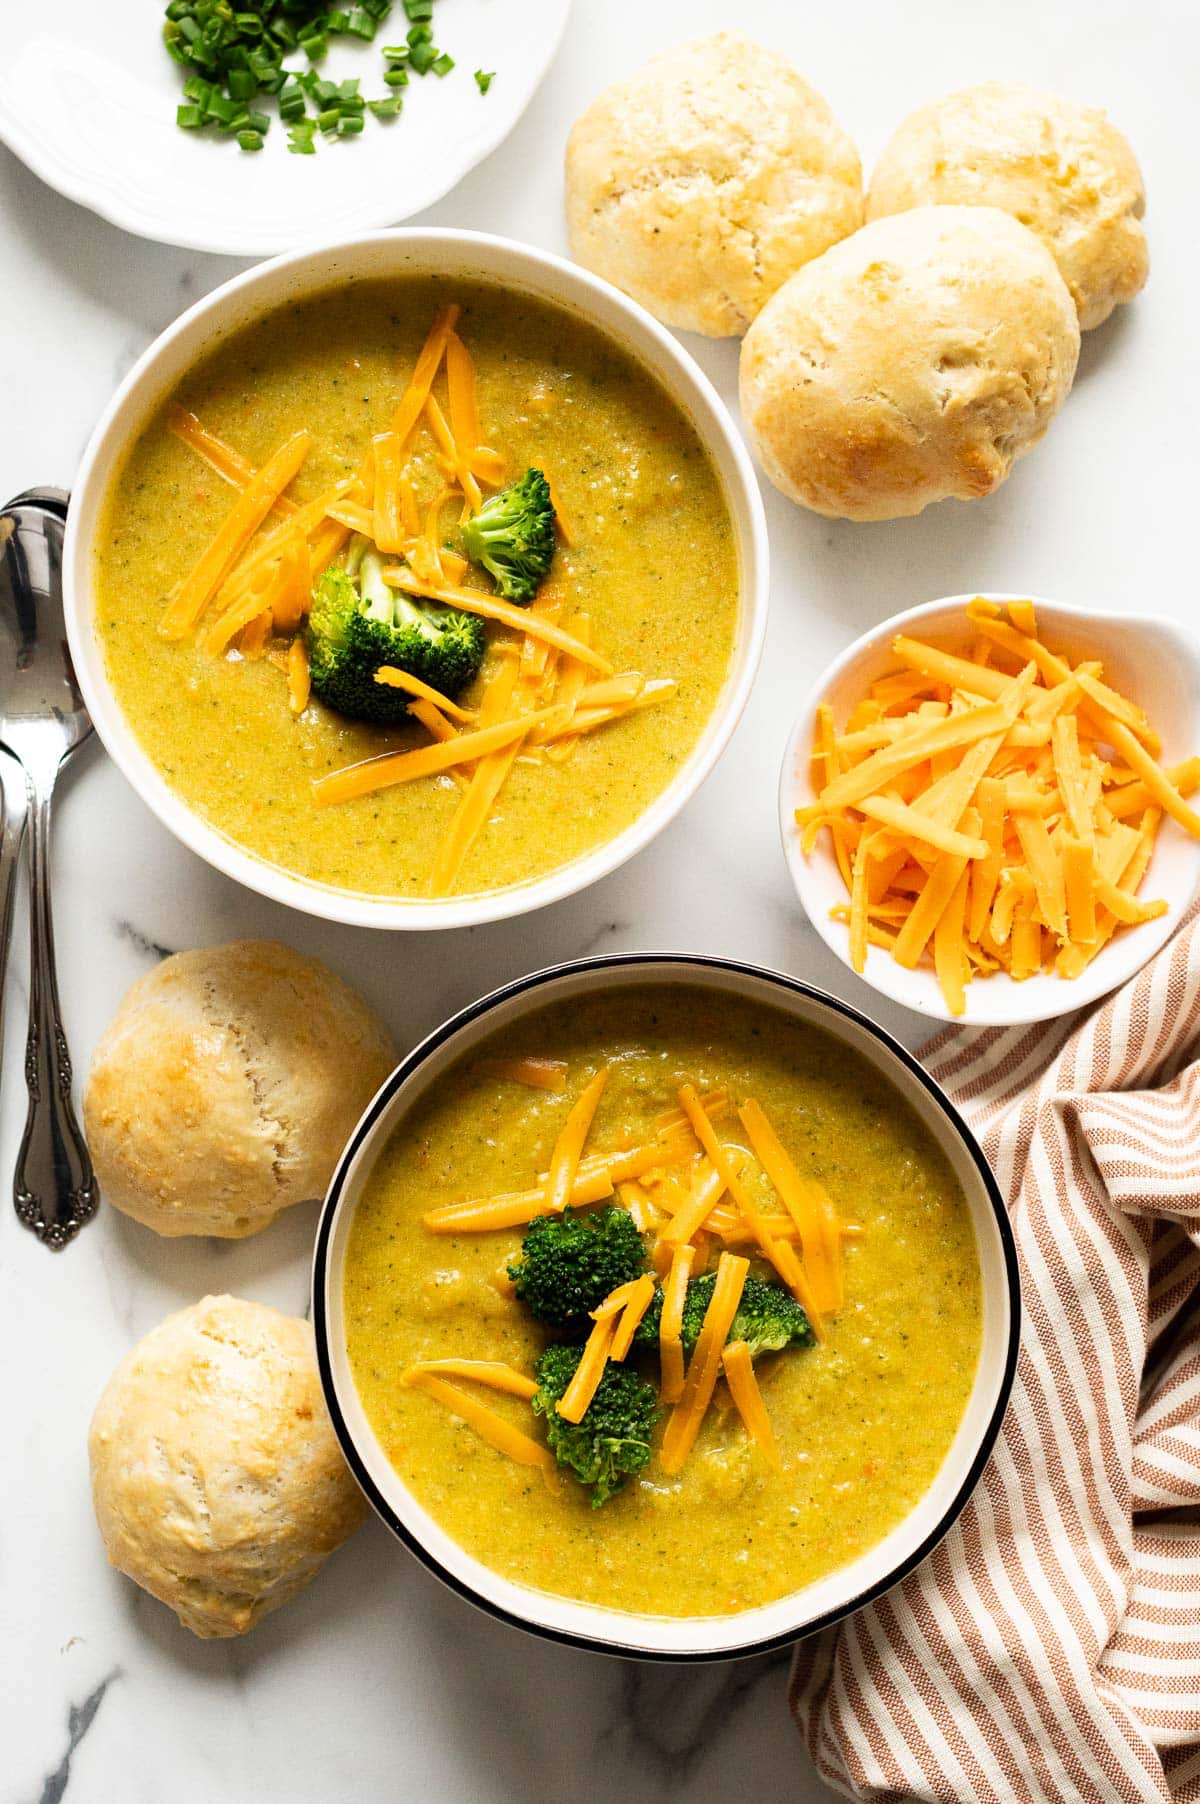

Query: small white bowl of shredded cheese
left=779, top=593, right=1200, bottom=1025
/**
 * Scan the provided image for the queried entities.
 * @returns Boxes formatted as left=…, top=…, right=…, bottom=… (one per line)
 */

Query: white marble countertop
left=1, top=1, right=1191, bottom=1797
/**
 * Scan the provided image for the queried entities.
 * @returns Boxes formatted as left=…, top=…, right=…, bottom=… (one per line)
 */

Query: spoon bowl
left=0, top=489, right=89, bottom=764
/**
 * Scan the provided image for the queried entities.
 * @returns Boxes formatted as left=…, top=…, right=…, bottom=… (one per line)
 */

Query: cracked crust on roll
left=565, top=32, right=862, bottom=338
left=867, top=82, right=1147, bottom=331
left=84, top=940, right=396, bottom=1237
left=739, top=205, right=1081, bottom=522
left=89, top=1296, right=368, bottom=1637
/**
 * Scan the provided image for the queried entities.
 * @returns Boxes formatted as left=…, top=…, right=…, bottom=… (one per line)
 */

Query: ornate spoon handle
left=13, top=779, right=97, bottom=1248
left=0, top=751, right=27, bottom=1072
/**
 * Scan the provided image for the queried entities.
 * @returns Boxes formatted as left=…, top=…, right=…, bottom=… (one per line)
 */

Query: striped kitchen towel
left=792, top=903, right=1200, bottom=1804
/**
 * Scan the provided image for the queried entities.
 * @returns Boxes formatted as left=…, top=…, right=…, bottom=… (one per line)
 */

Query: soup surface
left=343, top=987, right=982, bottom=1618
left=93, top=279, right=738, bottom=899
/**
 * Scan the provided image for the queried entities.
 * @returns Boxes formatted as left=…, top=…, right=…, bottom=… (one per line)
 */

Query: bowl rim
left=63, top=227, right=769, bottom=931
left=778, top=591, right=1200, bottom=1027
left=311, top=950, right=1021, bottom=1662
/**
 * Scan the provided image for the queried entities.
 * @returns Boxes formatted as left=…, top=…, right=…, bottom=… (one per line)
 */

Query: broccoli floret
left=635, top=1272, right=815, bottom=1360
left=305, top=549, right=485, bottom=724
left=459, top=468, right=556, bottom=604
left=507, top=1205, right=647, bottom=1335
left=532, top=1343, right=660, bottom=1507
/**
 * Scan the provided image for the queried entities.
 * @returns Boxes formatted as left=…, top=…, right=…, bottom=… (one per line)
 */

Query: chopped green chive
left=474, top=68, right=494, bottom=94
left=163, top=0, right=463, bottom=152
left=279, top=79, right=306, bottom=120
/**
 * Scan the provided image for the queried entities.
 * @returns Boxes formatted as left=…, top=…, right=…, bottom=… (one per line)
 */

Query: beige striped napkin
left=792, top=903, right=1200, bottom=1803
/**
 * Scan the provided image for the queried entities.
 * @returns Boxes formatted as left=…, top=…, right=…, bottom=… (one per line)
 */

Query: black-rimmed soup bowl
left=313, top=955, right=1018, bottom=1660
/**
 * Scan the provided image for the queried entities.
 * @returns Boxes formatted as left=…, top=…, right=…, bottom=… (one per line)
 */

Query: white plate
left=0, top=0, right=571, bottom=256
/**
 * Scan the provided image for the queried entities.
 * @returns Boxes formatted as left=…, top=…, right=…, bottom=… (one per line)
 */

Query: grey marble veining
left=1, top=0, right=1190, bottom=1799
left=34, top=1673, right=121, bottom=1804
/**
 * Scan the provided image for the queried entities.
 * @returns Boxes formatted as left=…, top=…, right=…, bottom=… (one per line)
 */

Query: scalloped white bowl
left=779, top=595, right=1200, bottom=1027
left=63, top=229, right=768, bottom=931
left=0, top=0, right=572, bottom=257
left=313, top=955, right=1020, bottom=1659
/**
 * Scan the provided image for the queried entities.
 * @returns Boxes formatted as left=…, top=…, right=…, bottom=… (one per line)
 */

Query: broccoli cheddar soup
left=92, top=279, right=739, bottom=901
left=343, top=987, right=982, bottom=1618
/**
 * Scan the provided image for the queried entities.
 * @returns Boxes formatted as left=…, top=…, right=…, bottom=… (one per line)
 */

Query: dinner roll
left=867, top=83, right=1147, bottom=330
left=89, top=1296, right=367, bottom=1638
left=565, top=33, right=862, bottom=337
left=84, top=941, right=395, bottom=1237
left=739, top=206, right=1080, bottom=521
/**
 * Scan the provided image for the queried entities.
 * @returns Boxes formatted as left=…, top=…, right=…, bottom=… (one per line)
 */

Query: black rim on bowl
left=312, top=953, right=1021, bottom=1662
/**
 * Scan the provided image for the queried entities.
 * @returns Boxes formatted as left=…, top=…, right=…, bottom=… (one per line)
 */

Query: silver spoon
left=0, top=749, right=28, bottom=1061
left=0, top=488, right=98, bottom=1248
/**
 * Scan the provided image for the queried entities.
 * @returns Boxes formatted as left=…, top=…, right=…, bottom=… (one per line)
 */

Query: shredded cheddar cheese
left=311, top=709, right=561, bottom=808
left=325, top=498, right=376, bottom=539
left=660, top=1253, right=749, bottom=1476
left=404, top=1370, right=554, bottom=1470
left=420, top=1133, right=695, bottom=1234
left=168, top=406, right=297, bottom=518
left=555, top=1312, right=616, bottom=1424
left=444, top=331, right=482, bottom=455
left=721, top=1340, right=781, bottom=1469
left=659, top=1243, right=696, bottom=1405
left=425, top=392, right=482, bottom=514
left=656, top=1160, right=729, bottom=1249
left=737, top=1098, right=842, bottom=1315
left=383, top=569, right=614, bottom=672
left=374, top=664, right=478, bottom=723
left=677, top=1085, right=826, bottom=1339
left=214, top=480, right=353, bottom=616
left=287, top=637, right=311, bottom=715
left=390, top=303, right=461, bottom=450
left=591, top=1280, right=644, bottom=1322
left=492, top=1058, right=569, bottom=1092
left=543, top=1066, right=610, bottom=1215
left=158, top=430, right=311, bottom=639
left=609, top=1273, right=657, bottom=1362
left=406, top=1359, right=538, bottom=1400
left=653, top=1089, right=729, bottom=1137
left=799, top=599, right=1198, bottom=1014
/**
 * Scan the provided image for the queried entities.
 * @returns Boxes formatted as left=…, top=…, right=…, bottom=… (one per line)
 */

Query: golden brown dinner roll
left=89, top=1296, right=367, bottom=1638
left=84, top=941, right=395, bottom=1237
left=739, top=205, right=1080, bottom=521
left=565, top=32, right=862, bottom=337
left=867, top=83, right=1147, bottom=330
